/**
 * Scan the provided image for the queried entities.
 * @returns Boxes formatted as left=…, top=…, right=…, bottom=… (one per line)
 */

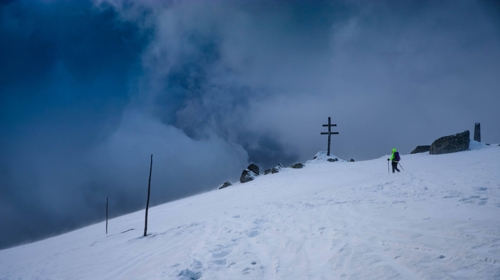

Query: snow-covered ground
left=1, top=143, right=500, bottom=279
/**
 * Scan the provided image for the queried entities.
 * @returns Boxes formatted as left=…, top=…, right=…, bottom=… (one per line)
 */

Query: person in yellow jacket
left=387, top=148, right=401, bottom=173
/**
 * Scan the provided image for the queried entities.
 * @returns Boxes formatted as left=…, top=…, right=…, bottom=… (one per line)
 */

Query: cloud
left=0, top=0, right=144, bottom=248
left=102, top=0, right=500, bottom=160
left=88, top=109, right=248, bottom=203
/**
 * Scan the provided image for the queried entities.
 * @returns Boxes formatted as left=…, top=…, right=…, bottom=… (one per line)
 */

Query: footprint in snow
left=246, top=230, right=259, bottom=238
left=177, top=260, right=203, bottom=280
left=177, top=269, right=201, bottom=280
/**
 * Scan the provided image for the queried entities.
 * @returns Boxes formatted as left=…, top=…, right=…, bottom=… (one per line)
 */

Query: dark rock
left=240, top=169, right=257, bottom=183
left=272, top=164, right=284, bottom=174
left=349, top=159, right=355, bottom=162
left=411, top=145, right=431, bottom=154
left=247, top=164, right=260, bottom=175
left=327, top=158, right=338, bottom=162
left=290, top=163, right=304, bottom=169
left=429, top=131, right=470, bottom=155
left=218, top=181, right=232, bottom=190
left=264, top=164, right=284, bottom=175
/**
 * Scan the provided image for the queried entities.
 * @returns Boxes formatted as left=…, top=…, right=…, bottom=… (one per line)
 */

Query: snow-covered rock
left=218, top=181, right=232, bottom=190
left=469, top=139, right=488, bottom=150
left=308, top=151, right=345, bottom=164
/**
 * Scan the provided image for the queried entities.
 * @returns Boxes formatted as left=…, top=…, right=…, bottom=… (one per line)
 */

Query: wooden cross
left=320, top=117, right=339, bottom=156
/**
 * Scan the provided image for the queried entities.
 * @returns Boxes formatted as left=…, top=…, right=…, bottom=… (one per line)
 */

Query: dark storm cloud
left=0, top=0, right=147, bottom=248
left=1, top=0, right=500, bottom=249
left=0, top=0, right=143, bottom=139
left=105, top=0, right=359, bottom=164
left=107, top=0, right=499, bottom=161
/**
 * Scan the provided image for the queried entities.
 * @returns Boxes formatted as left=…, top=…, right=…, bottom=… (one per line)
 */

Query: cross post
left=320, top=117, right=339, bottom=156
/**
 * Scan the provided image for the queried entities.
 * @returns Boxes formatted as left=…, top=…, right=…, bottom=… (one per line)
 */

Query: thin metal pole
left=106, top=197, right=108, bottom=234
left=144, top=154, right=153, bottom=237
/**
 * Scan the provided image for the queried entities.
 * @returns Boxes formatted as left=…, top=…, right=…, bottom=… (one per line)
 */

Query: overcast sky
left=1, top=0, right=499, bottom=249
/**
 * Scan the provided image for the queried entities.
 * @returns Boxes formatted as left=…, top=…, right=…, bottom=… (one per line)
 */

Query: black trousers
left=391, top=161, right=400, bottom=173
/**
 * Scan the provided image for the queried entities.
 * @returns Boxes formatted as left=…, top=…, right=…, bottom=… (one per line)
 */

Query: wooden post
left=106, top=197, right=108, bottom=234
left=320, top=117, right=339, bottom=156
left=144, top=154, right=153, bottom=237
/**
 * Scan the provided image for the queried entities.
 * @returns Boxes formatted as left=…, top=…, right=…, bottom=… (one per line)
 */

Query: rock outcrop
left=240, top=164, right=260, bottom=183
left=272, top=164, right=284, bottom=174
left=264, top=164, right=285, bottom=175
left=411, top=145, right=431, bottom=154
left=240, top=169, right=256, bottom=183
left=429, top=131, right=470, bottom=155
left=247, top=163, right=259, bottom=175
left=218, top=181, right=232, bottom=190
left=290, top=163, right=304, bottom=169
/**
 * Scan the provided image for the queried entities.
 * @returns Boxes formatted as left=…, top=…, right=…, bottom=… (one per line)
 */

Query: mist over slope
left=1, top=144, right=499, bottom=279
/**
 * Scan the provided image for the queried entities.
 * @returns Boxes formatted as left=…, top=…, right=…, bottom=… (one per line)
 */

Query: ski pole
left=387, top=160, right=390, bottom=174
left=398, top=163, right=404, bottom=171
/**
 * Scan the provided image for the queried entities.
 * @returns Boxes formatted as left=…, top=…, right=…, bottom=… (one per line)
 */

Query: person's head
left=392, top=148, right=397, bottom=153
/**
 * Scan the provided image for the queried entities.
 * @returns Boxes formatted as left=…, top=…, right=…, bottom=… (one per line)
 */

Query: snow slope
left=1, top=144, right=500, bottom=279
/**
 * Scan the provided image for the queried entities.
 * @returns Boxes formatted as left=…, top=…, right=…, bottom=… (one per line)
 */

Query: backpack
left=395, top=152, right=401, bottom=161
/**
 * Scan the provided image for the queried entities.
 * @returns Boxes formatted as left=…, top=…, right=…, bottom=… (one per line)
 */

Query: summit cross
left=320, top=117, right=339, bottom=156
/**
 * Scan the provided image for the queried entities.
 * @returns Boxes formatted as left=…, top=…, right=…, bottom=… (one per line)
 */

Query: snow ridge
left=1, top=145, right=499, bottom=279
